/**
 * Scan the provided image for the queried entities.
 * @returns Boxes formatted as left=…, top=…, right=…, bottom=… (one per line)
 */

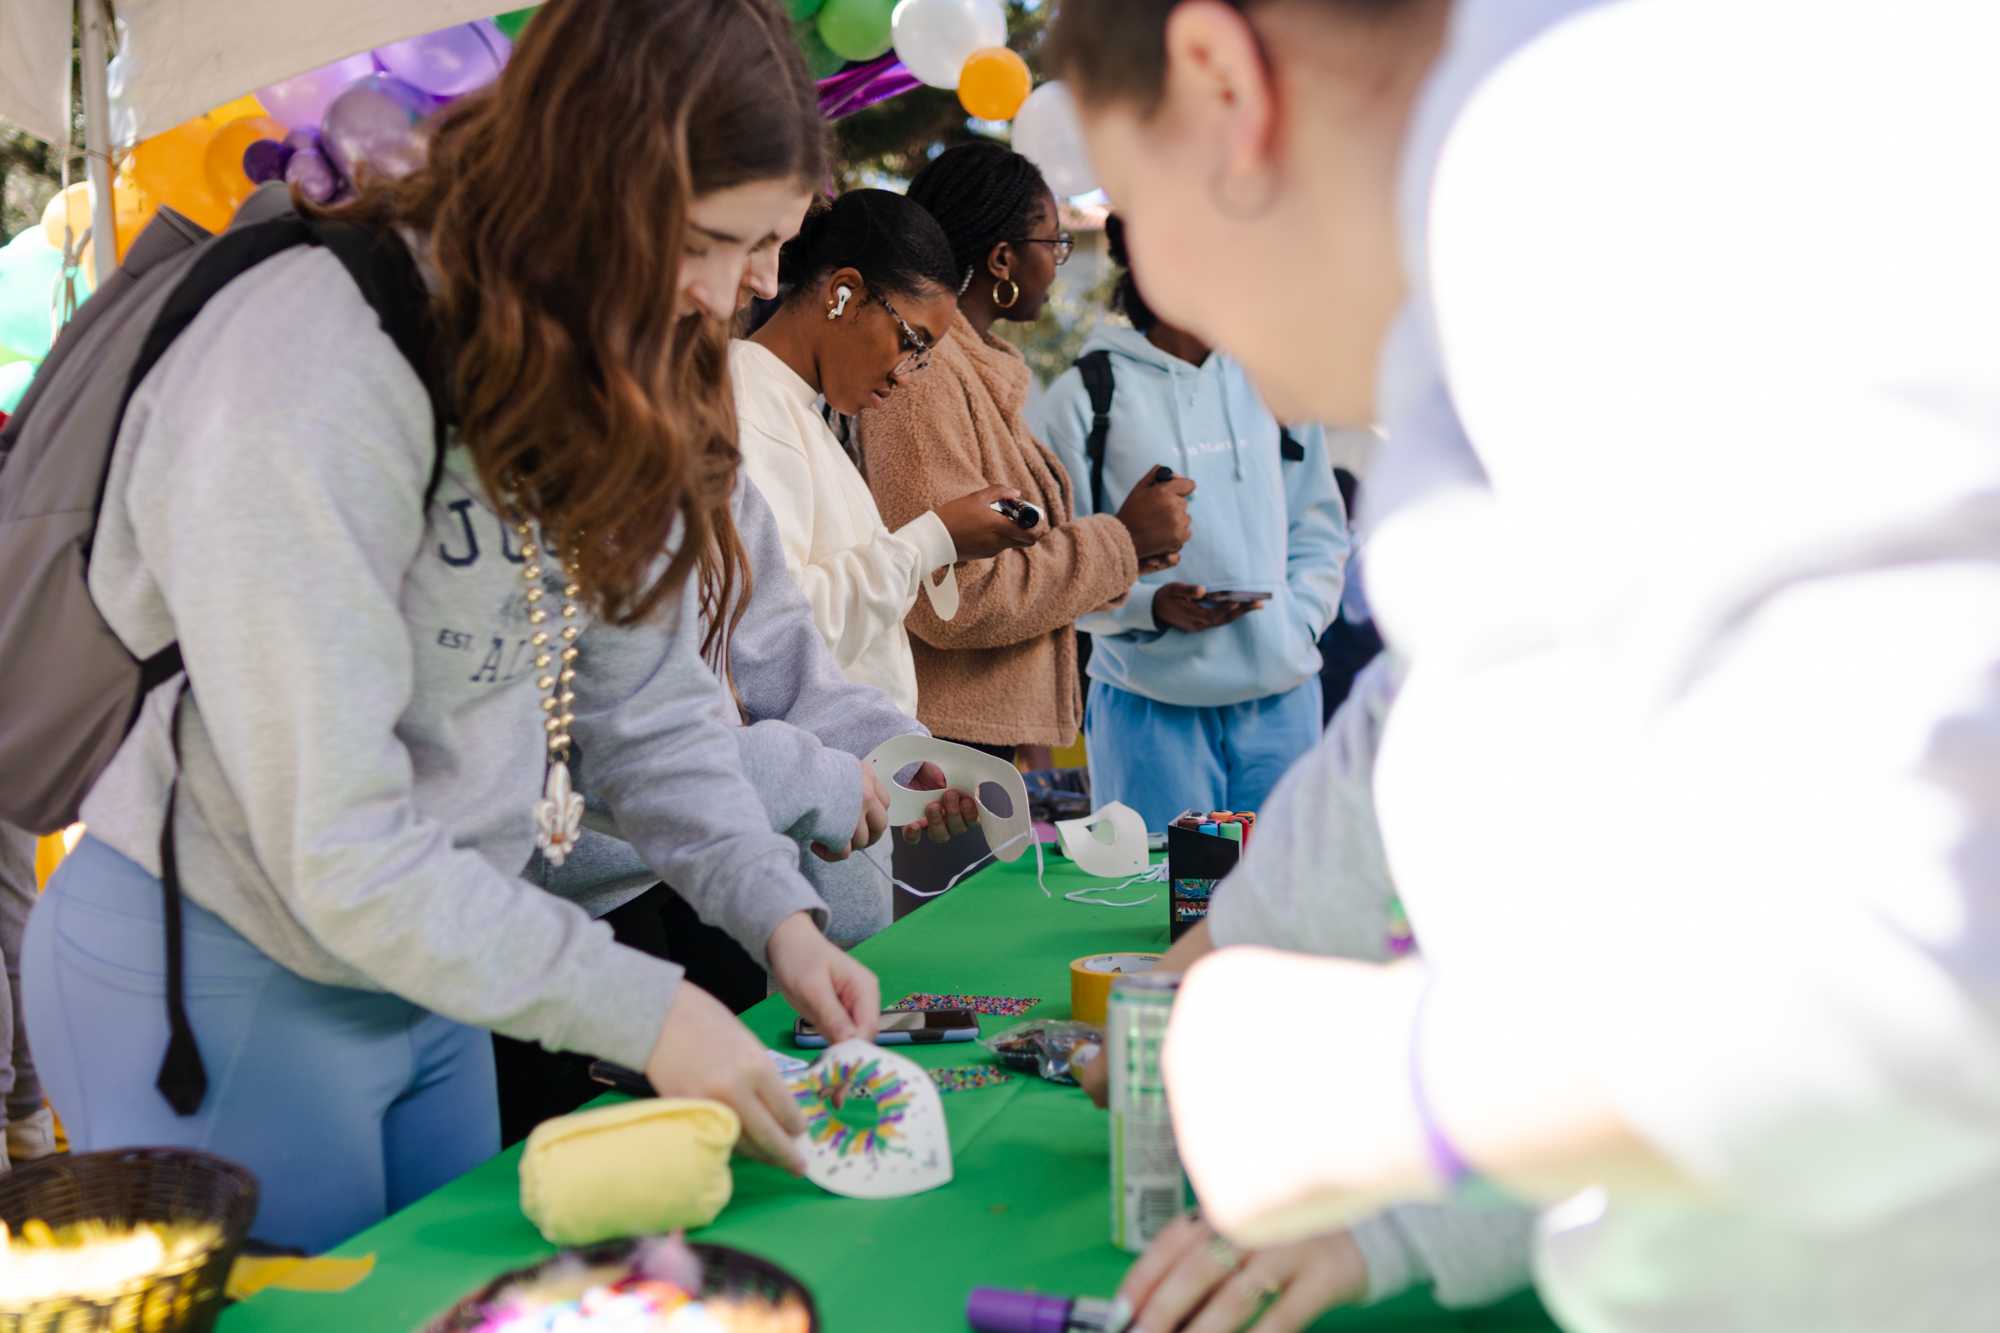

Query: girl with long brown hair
left=24, top=0, right=881, bottom=1252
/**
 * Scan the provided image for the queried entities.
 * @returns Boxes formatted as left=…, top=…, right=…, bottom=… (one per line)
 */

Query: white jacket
left=731, top=339, right=956, bottom=717
left=1370, top=3, right=2000, bottom=1330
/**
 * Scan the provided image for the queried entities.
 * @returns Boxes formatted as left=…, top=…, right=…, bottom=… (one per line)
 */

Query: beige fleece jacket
left=862, top=312, right=1139, bottom=748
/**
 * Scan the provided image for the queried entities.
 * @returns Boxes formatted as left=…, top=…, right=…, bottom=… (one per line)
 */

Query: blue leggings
left=23, top=838, right=497, bottom=1252
left=1085, top=678, right=1324, bottom=833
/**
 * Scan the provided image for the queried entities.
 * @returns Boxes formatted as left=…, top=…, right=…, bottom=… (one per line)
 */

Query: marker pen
left=967, top=1288, right=1133, bottom=1333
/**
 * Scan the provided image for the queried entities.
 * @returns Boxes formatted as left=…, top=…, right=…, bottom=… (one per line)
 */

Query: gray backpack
left=0, top=183, right=445, bottom=1112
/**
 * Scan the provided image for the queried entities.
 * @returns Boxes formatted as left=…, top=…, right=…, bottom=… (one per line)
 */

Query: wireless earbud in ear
left=828, top=286, right=853, bottom=320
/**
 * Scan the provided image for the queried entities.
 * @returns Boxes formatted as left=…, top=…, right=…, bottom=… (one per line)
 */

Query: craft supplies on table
left=891, top=993, right=1040, bottom=1019
left=1107, top=974, right=1188, bottom=1254
left=1166, top=810, right=1256, bottom=941
left=967, top=1287, right=1133, bottom=1333
left=984, top=1020, right=1103, bottom=1086
left=1068, top=953, right=1162, bottom=1028
left=518, top=1099, right=739, bottom=1246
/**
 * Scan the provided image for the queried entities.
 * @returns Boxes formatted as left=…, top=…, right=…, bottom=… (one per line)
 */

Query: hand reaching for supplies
left=898, top=760, right=982, bottom=845
left=645, top=983, right=809, bottom=1173
left=1116, top=1214, right=1369, bottom=1333
left=1154, top=584, right=1263, bottom=634
left=1115, top=472, right=1196, bottom=564
left=766, top=909, right=882, bottom=1048
left=812, top=758, right=891, bottom=862
left=935, top=485, right=1045, bottom=561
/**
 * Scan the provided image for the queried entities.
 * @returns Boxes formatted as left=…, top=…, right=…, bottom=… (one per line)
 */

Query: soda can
left=1108, top=972, right=1187, bottom=1252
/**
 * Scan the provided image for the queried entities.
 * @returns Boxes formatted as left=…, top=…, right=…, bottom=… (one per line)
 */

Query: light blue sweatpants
left=23, top=837, right=497, bottom=1253
left=1085, top=677, right=1324, bottom=833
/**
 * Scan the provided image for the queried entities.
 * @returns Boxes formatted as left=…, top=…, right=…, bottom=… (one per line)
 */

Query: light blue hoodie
left=1034, top=324, right=1350, bottom=709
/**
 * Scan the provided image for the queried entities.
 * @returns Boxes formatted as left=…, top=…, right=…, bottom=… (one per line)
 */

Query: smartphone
left=587, top=1060, right=653, bottom=1098
left=1197, top=589, right=1272, bottom=607
left=792, top=1008, right=979, bottom=1049
left=989, top=497, right=1043, bottom=530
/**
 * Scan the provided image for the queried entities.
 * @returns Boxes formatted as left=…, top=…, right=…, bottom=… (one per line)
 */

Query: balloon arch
left=0, top=0, right=1098, bottom=412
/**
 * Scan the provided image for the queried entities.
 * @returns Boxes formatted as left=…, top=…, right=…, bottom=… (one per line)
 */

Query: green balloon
left=795, top=20, right=847, bottom=79
left=493, top=7, right=538, bottom=41
left=0, top=360, right=34, bottom=416
left=816, top=0, right=896, bottom=63
left=0, top=230, right=68, bottom=364
left=788, top=0, right=826, bottom=19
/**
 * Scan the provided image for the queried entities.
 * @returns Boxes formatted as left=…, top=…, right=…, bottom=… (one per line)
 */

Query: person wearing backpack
left=1034, top=216, right=1350, bottom=832
left=14, top=0, right=886, bottom=1253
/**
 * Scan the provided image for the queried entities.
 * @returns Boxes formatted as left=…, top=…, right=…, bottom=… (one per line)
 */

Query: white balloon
left=891, top=0, right=1007, bottom=90
left=1011, top=81, right=1099, bottom=199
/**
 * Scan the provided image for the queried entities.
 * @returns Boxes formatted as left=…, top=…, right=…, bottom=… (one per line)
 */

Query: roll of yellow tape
left=1070, top=952, right=1164, bottom=1027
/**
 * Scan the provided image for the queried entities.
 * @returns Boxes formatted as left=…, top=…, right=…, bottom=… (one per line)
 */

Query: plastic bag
left=983, top=1019, right=1104, bottom=1086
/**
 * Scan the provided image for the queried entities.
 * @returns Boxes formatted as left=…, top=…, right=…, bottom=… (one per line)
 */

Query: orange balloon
left=957, top=47, right=1032, bottom=122
left=204, top=115, right=286, bottom=209
left=128, top=117, right=230, bottom=232
left=112, top=174, right=158, bottom=261
left=125, top=95, right=274, bottom=234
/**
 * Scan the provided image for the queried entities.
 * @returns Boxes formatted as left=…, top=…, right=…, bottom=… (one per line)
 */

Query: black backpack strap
left=154, top=687, right=206, bottom=1116
left=305, top=220, right=452, bottom=508
left=1077, top=351, right=1115, bottom=515
left=1279, top=426, right=1307, bottom=463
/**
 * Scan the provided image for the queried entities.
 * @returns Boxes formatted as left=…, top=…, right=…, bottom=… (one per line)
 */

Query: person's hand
left=645, top=983, right=808, bottom=1173
left=897, top=761, right=982, bottom=845
left=766, top=911, right=882, bottom=1046
left=1138, top=552, right=1182, bottom=576
left=1165, top=949, right=1432, bottom=1246
left=1154, top=584, right=1263, bottom=634
left=1115, top=472, right=1196, bottom=561
left=1077, top=1041, right=1110, bottom=1108
left=811, top=759, right=890, bottom=862
left=1119, top=1215, right=1368, bottom=1333
left=935, top=485, right=1044, bottom=561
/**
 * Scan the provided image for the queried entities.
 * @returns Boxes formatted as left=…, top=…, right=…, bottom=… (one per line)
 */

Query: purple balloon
left=373, top=21, right=508, bottom=99
left=284, top=146, right=341, bottom=204
left=321, top=74, right=438, bottom=186
left=258, top=52, right=378, bottom=133
left=242, top=138, right=296, bottom=185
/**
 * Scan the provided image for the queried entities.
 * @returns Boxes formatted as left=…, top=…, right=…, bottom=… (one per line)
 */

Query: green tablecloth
left=219, top=851, right=1558, bottom=1332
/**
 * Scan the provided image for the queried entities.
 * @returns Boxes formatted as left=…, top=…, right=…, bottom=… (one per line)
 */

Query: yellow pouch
left=518, top=1098, right=741, bottom=1246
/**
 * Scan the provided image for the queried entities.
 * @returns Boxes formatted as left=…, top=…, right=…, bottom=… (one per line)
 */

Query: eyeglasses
left=875, top=293, right=934, bottom=376
left=1013, top=232, right=1074, bottom=266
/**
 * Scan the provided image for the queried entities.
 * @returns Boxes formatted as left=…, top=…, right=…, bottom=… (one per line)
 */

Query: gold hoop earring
left=993, top=278, right=1021, bottom=310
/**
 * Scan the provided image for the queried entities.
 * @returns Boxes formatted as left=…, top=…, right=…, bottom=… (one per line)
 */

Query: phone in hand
left=989, top=497, right=1043, bottom=530
left=793, top=1008, right=979, bottom=1048
left=1196, top=589, right=1272, bottom=608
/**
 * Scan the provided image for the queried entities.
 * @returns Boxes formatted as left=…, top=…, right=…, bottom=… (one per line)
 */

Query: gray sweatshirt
left=548, top=477, right=924, bottom=946
left=1207, top=654, right=1535, bottom=1308
left=81, top=247, right=850, bottom=1072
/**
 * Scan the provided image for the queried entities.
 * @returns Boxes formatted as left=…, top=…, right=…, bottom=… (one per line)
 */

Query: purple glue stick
left=966, top=1287, right=1133, bottom=1333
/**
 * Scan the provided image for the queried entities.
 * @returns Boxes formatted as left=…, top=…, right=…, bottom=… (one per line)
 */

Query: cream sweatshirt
left=731, top=339, right=955, bottom=717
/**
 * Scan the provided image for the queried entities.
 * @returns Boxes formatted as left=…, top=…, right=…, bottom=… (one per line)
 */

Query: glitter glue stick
left=967, top=1288, right=1134, bottom=1333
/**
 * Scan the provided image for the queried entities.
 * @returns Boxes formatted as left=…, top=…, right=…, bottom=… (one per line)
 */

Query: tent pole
left=78, top=0, right=117, bottom=285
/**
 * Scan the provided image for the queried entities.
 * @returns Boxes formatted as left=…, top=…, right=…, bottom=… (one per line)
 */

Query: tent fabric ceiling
left=0, top=0, right=505, bottom=148
left=0, top=0, right=74, bottom=145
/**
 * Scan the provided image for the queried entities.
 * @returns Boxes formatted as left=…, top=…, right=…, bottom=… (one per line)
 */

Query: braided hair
left=906, top=141, right=1053, bottom=294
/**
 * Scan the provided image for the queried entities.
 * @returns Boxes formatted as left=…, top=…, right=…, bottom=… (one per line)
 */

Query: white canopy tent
left=0, top=0, right=506, bottom=281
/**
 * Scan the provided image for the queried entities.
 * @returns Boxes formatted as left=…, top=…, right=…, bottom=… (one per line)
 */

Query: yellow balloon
left=205, top=115, right=286, bottom=209
left=39, top=182, right=91, bottom=251
left=957, top=47, right=1032, bottom=122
